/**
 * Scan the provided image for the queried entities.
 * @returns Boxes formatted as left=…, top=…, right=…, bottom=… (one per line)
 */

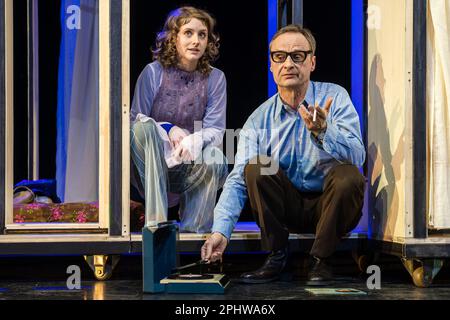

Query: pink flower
left=14, top=215, right=25, bottom=223
left=76, top=211, right=88, bottom=223
left=26, top=203, right=42, bottom=210
left=50, top=207, right=64, bottom=221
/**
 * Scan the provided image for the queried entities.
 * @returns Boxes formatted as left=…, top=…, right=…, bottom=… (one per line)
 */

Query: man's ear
left=311, top=56, right=316, bottom=72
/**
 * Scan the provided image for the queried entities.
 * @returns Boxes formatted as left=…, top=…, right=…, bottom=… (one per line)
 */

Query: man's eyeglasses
left=270, top=50, right=313, bottom=64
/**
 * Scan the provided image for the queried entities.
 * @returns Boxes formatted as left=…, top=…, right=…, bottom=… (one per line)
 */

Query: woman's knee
left=201, top=147, right=228, bottom=180
left=131, top=120, right=158, bottom=144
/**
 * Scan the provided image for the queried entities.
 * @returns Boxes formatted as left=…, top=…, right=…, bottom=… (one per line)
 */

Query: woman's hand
left=168, top=126, right=189, bottom=149
left=173, top=132, right=203, bottom=162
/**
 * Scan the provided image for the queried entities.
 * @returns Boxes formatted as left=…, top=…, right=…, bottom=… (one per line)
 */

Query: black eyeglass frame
left=270, top=50, right=313, bottom=64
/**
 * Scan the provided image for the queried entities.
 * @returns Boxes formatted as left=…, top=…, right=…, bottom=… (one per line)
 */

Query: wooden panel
left=5, top=223, right=105, bottom=230
left=367, top=0, right=413, bottom=241
left=109, top=0, right=123, bottom=236
left=29, top=0, right=39, bottom=180
left=5, top=0, right=13, bottom=226
left=0, top=0, right=5, bottom=232
left=412, top=0, right=427, bottom=238
left=121, top=0, right=130, bottom=236
left=99, top=0, right=110, bottom=230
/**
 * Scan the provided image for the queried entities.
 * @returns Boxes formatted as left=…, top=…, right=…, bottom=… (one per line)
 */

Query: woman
left=130, top=7, right=228, bottom=233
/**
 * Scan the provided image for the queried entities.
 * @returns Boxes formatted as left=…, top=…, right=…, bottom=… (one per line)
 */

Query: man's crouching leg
left=239, top=155, right=292, bottom=284
left=307, top=164, right=365, bottom=286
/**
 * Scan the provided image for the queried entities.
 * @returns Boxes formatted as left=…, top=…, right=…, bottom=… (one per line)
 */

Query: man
left=201, top=25, right=365, bottom=286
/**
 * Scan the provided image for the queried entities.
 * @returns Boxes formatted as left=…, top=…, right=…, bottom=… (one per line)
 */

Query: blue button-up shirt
left=212, top=81, right=366, bottom=239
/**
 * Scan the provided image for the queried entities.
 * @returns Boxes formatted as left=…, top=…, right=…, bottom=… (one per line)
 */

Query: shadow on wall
left=368, top=52, right=405, bottom=240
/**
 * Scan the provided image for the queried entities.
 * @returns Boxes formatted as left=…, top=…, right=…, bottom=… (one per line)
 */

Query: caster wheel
left=412, top=266, right=433, bottom=288
left=401, top=258, right=444, bottom=288
left=94, top=265, right=113, bottom=281
left=84, top=255, right=120, bottom=281
left=357, top=255, right=369, bottom=273
left=352, top=249, right=378, bottom=273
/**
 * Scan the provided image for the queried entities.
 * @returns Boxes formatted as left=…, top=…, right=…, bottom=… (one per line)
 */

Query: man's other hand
left=201, top=232, right=228, bottom=263
left=299, top=97, right=333, bottom=136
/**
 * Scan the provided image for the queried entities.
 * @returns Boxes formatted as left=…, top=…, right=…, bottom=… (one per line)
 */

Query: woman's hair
left=152, top=6, right=220, bottom=75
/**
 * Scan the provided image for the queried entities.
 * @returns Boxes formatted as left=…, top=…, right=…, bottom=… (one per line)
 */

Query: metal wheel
left=352, top=249, right=378, bottom=273
left=84, top=255, right=120, bottom=281
left=401, top=258, right=444, bottom=288
left=357, top=255, right=369, bottom=273
left=411, top=266, right=433, bottom=288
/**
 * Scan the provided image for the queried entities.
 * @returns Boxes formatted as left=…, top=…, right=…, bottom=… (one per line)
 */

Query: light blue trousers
left=130, top=120, right=228, bottom=233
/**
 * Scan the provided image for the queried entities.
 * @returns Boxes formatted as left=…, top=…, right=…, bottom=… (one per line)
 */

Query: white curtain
left=56, top=0, right=99, bottom=203
left=427, top=0, right=450, bottom=229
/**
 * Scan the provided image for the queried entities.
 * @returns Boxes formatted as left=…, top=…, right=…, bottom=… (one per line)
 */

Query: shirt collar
left=275, top=81, right=314, bottom=120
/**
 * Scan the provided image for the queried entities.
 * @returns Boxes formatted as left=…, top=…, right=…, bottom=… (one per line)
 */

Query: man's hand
left=168, top=126, right=189, bottom=149
left=298, top=97, right=333, bottom=137
left=201, top=232, right=228, bottom=263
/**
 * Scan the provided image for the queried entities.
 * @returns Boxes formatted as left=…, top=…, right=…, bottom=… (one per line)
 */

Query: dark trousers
left=244, top=156, right=365, bottom=258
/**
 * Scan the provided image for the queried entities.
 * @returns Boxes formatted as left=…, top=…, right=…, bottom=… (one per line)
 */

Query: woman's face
left=176, top=18, right=208, bottom=71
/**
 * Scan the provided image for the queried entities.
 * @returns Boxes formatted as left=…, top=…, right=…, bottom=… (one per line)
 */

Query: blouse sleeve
left=200, top=68, right=227, bottom=147
left=130, top=62, right=163, bottom=122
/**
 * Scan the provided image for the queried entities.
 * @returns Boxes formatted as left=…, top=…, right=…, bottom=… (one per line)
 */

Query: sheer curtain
left=427, top=0, right=450, bottom=229
left=56, top=0, right=99, bottom=203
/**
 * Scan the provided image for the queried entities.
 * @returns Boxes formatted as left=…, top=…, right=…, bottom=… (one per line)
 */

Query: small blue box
left=142, top=223, right=178, bottom=293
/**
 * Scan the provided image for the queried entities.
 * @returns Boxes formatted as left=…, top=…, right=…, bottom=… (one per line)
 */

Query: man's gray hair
left=269, top=24, right=316, bottom=55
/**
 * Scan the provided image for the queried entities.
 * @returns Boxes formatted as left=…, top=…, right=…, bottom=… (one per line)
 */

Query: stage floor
left=0, top=252, right=449, bottom=300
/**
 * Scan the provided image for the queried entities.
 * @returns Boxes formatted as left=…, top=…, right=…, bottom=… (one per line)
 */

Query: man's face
left=270, top=32, right=316, bottom=89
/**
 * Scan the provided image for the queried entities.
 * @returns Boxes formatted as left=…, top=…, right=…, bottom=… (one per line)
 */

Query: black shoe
left=239, top=247, right=289, bottom=284
left=306, top=256, right=334, bottom=286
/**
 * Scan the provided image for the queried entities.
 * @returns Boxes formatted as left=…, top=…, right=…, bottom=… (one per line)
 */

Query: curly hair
left=152, top=7, right=220, bottom=75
